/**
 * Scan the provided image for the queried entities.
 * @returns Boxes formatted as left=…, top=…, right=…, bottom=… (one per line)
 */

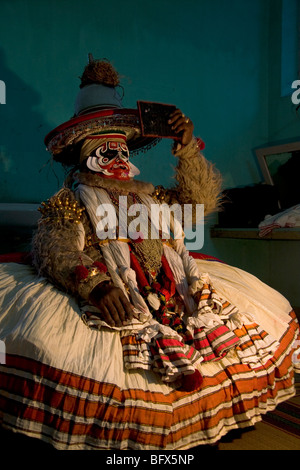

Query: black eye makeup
left=94, top=145, right=129, bottom=164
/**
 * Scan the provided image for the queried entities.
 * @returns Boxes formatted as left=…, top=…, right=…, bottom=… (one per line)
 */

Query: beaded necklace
left=106, top=188, right=163, bottom=280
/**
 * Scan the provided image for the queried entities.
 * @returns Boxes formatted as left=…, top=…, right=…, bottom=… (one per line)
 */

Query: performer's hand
left=89, top=282, right=134, bottom=327
left=168, top=109, right=194, bottom=146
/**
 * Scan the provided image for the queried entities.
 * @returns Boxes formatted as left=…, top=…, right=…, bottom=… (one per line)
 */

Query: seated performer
left=0, top=56, right=299, bottom=450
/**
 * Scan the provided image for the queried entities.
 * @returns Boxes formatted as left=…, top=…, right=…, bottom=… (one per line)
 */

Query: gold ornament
left=38, top=194, right=84, bottom=224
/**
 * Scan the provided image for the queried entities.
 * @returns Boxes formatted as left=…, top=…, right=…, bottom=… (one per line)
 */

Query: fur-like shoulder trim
left=74, top=172, right=155, bottom=195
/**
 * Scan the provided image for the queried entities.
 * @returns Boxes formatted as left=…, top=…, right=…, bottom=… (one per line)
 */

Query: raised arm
left=155, top=109, right=223, bottom=217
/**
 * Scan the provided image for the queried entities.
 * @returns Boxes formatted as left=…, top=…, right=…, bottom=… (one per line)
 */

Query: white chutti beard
left=86, top=156, right=140, bottom=177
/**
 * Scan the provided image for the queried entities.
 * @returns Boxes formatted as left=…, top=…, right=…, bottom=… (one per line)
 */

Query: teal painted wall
left=0, top=0, right=299, bottom=278
left=205, top=0, right=300, bottom=308
left=0, top=0, right=270, bottom=208
left=268, top=0, right=300, bottom=142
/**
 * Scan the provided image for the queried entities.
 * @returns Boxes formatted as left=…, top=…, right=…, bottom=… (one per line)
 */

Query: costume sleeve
left=154, top=137, right=223, bottom=217
left=31, top=188, right=110, bottom=300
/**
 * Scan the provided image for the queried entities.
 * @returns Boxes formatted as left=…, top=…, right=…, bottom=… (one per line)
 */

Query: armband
left=38, top=194, right=84, bottom=224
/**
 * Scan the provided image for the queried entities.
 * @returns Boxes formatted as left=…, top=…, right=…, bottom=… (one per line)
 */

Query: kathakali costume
left=0, top=57, right=299, bottom=450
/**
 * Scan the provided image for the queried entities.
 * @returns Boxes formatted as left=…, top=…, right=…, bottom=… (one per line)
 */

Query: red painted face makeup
left=80, top=132, right=140, bottom=181
left=90, top=140, right=131, bottom=180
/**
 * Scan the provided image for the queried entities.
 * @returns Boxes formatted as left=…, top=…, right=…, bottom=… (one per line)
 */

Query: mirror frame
left=256, top=141, right=300, bottom=185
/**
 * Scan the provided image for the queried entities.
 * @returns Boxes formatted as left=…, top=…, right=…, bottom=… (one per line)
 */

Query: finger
left=113, top=297, right=126, bottom=324
left=114, top=290, right=134, bottom=321
left=168, top=110, right=184, bottom=126
left=168, top=108, right=183, bottom=118
left=119, top=294, right=134, bottom=320
left=172, top=122, right=190, bottom=134
left=103, top=300, right=123, bottom=327
left=100, top=304, right=117, bottom=327
left=171, top=116, right=192, bottom=133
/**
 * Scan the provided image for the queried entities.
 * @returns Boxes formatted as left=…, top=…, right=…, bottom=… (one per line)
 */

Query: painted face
left=87, top=140, right=132, bottom=180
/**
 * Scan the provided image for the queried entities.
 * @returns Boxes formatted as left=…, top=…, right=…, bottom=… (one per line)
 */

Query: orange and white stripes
left=0, top=312, right=298, bottom=450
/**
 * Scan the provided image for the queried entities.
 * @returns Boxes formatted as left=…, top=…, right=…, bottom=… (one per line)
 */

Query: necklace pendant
left=148, top=271, right=157, bottom=283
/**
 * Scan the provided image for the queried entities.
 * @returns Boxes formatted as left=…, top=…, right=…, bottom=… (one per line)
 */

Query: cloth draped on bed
left=0, top=253, right=299, bottom=450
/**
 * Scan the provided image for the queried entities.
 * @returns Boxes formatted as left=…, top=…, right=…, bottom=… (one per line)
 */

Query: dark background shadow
left=0, top=47, right=63, bottom=204
left=0, top=48, right=65, bottom=252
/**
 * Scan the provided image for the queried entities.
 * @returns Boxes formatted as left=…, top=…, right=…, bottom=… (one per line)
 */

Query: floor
left=218, top=424, right=300, bottom=450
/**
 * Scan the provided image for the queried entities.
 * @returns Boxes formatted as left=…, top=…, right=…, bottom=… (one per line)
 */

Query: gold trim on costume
left=38, top=194, right=84, bottom=224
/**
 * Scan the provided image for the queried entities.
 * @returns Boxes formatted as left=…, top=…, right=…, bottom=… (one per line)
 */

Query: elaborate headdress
left=44, top=54, right=159, bottom=165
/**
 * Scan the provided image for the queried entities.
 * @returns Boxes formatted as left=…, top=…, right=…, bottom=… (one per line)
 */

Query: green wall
left=268, top=0, right=300, bottom=142
left=204, top=0, right=300, bottom=307
left=0, top=0, right=270, bottom=205
left=0, top=0, right=299, bottom=267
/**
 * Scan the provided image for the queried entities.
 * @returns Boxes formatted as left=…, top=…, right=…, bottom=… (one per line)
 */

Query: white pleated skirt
left=0, top=258, right=298, bottom=450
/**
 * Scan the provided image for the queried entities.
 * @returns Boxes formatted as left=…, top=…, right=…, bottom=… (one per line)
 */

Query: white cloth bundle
left=259, top=204, right=300, bottom=236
